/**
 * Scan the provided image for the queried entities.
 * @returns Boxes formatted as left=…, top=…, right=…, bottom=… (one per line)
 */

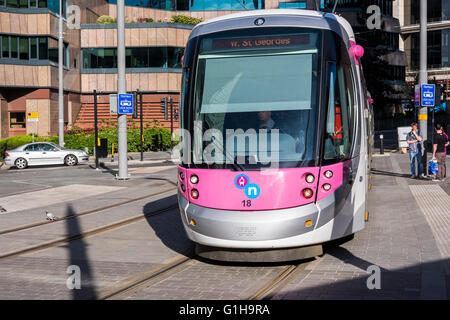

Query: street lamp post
left=117, top=0, right=128, bottom=179
left=419, top=0, right=428, bottom=175
left=58, top=0, right=64, bottom=147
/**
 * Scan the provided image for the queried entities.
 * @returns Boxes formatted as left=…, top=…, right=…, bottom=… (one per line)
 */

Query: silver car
left=4, top=142, right=89, bottom=169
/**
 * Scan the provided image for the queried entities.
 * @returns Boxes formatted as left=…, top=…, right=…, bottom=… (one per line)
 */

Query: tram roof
left=191, top=9, right=355, bottom=44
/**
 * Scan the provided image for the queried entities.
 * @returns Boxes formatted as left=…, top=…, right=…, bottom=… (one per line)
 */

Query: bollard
left=111, top=143, right=115, bottom=162
left=380, top=134, right=384, bottom=154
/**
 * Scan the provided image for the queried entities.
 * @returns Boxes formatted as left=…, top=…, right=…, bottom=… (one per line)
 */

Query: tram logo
left=234, top=174, right=260, bottom=199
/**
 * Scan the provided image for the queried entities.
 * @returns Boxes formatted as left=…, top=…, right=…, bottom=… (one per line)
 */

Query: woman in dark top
left=432, top=124, right=449, bottom=181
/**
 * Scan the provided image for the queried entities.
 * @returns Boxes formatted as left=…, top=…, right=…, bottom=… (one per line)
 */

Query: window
left=107, top=0, right=264, bottom=11
left=41, top=143, right=57, bottom=151
left=10, top=37, right=18, bottom=58
left=82, top=47, right=184, bottom=69
left=39, top=37, right=48, bottom=59
left=9, top=112, right=26, bottom=129
left=1, top=36, right=9, bottom=58
left=48, top=37, right=58, bottom=63
left=323, top=61, right=355, bottom=161
left=0, top=35, right=68, bottom=67
left=30, top=37, right=37, bottom=59
left=25, top=144, right=39, bottom=151
left=147, top=47, right=165, bottom=68
left=279, top=2, right=306, bottom=9
left=19, top=37, right=29, bottom=60
left=6, top=0, right=19, bottom=8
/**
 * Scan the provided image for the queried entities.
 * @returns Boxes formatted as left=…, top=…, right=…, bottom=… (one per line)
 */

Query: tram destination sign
left=212, top=34, right=310, bottom=50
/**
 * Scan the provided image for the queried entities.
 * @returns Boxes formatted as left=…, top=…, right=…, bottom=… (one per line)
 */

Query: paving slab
left=271, top=153, right=449, bottom=300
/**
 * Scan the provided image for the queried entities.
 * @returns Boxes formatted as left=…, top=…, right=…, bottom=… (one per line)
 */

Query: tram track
left=249, top=260, right=314, bottom=300
left=0, top=187, right=177, bottom=236
left=99, top=255, right=194, bottom=300
left=100, top=254, right=315, bottom=300
left=0, top=192, right=179, bottom=260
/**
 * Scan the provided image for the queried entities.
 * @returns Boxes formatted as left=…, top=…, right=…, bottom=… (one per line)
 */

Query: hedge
left=0, top=127, right=173, bottom=161
left=96, top=14, right=202, bottom=25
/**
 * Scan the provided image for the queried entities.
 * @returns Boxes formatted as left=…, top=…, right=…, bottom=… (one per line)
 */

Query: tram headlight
left=324, top=170, right=333, bottom=179
left=305, top=174, right=315, bottom=183
left=323, top=183, right=332, bottom=191
left=191, top=189, right=199, bottom=199
left=179, top=171, right=185, bottom=180
left=302, top=188, right=314, bottom=199
left=180, top=183, right=186, bottom=192
left=190, top=175, right=199, bottom=184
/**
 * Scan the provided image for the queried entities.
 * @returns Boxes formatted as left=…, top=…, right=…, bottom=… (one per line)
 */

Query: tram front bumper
left=178, top=192, right=331, bottom=249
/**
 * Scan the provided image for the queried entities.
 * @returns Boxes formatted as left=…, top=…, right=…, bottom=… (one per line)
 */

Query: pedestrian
left=406, top=122, right=423, bottom=179
left=432, top=124, right=449, bottom=182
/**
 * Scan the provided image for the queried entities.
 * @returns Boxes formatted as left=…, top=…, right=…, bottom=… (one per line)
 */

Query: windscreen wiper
left=208, top=137, right=245, bottom=172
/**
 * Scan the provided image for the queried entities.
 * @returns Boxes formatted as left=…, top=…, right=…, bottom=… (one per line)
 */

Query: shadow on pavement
left=371, top=168, right=411, bottom=178
left=144, top=177, right=177, bottom=187
left=276, top=242, right=449, bottom=300
left=63, top=204, right=98, bottom=300
left=142, top=195, right=194, bottom=258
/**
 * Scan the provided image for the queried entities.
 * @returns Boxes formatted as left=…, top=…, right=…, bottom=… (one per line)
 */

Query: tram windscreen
left=192, top=29, right=321, bottom=169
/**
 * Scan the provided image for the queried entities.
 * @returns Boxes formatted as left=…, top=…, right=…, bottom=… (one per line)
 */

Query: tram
left=176, top=9, right=372, bottom=262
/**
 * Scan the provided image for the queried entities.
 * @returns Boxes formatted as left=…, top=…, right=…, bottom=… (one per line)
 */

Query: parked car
left=4, top=142, right=89, bottom=169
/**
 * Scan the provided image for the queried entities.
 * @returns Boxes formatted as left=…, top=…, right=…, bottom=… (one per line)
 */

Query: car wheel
left=15, top=158, right=28, bottom=169
left=65, top=154, right=78, bottom=166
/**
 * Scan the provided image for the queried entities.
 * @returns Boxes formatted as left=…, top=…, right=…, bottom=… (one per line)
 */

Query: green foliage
left=170, top=15, right=203, bottom=25
left=95, top=14, right=199, bottom=26
left=0, top=135, right=57, bottom=161
left=0, top=125, right=173, bottom=161
left=96, top=15, right=117, bottom=24
left=137, top=17, right=154, bottom=23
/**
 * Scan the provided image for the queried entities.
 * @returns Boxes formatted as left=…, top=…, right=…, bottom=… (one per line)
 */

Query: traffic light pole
left=170, top=96, right=174, bottom=149
left=140, top=91, right=144, bottom=162
left=419, top=0, right=428, bottom=175
left=117, top=0, right=128, bottom=180
left=94, top=90, right=99, bottom=170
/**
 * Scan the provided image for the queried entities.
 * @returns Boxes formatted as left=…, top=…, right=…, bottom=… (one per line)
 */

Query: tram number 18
left=242, top=200, right=252, bottom=207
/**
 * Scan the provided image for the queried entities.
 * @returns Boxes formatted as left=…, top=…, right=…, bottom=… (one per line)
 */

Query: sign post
left=27, top=112, right=39, bottom=143
left=421, top=84, right=435, bottom=107
left=118, top=94, right=134, bottom=115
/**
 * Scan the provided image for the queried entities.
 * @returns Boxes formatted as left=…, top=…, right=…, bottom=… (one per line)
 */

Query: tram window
left=323, top=61, right=355, bottom=161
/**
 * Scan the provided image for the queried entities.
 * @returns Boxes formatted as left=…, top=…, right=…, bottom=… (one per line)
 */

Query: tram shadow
left=274, top=245, right=449, bottom=300
left=142, top=195, right=195, bottom=258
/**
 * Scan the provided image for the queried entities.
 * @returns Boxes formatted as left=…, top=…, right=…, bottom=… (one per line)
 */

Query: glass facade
left=410, top=30, right=450, bottom=70
left=0, top=35, right=69, bottom=66
left=0, top=0, right=67, bottom=16
left=82, top=46, right=184, bottom=69
left=411, top=0, right=450, bottom=24
left=107, top=0, right=264, bottom=11
left=323, top=0, right=393, bottom=16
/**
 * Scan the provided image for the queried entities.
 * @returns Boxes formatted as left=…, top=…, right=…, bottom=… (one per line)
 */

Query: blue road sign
left=421, top=84, right=435, bottom=107
left=118, top=94, right=134, bottom=114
